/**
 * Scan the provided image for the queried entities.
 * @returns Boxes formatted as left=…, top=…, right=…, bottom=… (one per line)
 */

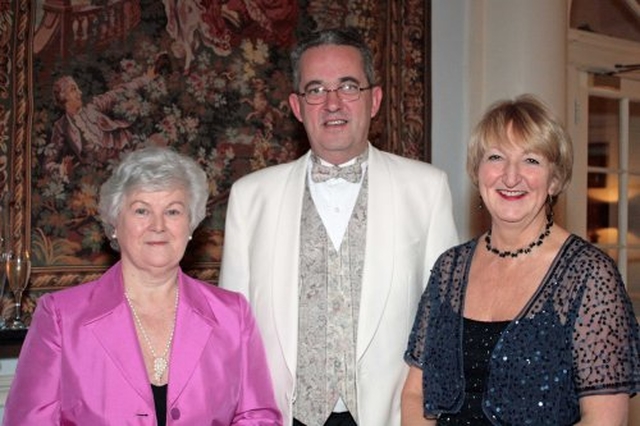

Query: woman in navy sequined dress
left=401, top=95, right=640, bottom=425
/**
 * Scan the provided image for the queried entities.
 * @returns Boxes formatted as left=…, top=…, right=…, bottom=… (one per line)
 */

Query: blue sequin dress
left=405, top=235, right=640, bottom=425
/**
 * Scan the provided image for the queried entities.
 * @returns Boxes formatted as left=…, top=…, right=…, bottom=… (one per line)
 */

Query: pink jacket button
left=170, top=407, right=181, bottom=420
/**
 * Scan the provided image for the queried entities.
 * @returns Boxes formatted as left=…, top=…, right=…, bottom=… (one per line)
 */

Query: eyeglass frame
left=295, top=81, right=374, bottom=105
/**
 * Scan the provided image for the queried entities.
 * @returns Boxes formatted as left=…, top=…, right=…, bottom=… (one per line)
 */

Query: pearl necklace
left=125, top=287, right=179, bottom=384
left=485, top=215, right=553, bottom=258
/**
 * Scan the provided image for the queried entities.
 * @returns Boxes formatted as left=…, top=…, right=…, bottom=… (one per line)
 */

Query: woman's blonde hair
left=466, top=94, right=573, bottom=196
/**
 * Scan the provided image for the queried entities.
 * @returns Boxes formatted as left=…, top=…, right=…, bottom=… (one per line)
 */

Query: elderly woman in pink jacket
left=4, top=146, right=282, bottom=426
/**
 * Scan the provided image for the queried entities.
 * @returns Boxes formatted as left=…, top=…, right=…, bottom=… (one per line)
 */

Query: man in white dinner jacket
left=220, top=27, right=459, bottom=426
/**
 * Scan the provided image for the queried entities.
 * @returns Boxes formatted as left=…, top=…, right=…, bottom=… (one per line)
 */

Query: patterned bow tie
left=310, top=153, right=366, bottom=183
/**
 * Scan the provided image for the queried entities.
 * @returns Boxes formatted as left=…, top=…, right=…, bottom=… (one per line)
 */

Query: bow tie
left=310, top=155, right=365, bottom=183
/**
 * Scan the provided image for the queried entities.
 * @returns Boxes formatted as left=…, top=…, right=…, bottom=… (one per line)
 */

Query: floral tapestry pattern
left=0, top=0, right=430, bottom=323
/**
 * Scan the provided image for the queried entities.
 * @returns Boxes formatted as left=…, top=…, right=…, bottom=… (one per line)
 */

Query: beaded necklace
left=125, top=287, right=179, bottom=384
left=485, top=214, right=553, bottom=258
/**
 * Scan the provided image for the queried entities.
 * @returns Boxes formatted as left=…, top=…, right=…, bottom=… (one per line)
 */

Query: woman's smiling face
left=115, top=187, right=191, bottom=274
left=478, top=137, right=559, bottom=227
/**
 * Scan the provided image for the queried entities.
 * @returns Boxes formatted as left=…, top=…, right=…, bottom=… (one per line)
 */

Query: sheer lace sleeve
left=405, top=275, right=432, bottom=368
left=404, top=242, right=472, bottom=369
left=570, top=244, right=640, bottom=395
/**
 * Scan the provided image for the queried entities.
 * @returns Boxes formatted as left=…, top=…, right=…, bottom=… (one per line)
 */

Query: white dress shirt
left=307, top=156, right=367, bottom=252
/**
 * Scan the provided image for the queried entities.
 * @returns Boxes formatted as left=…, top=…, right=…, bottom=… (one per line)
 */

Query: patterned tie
left=310, top=152, right=366, bottom=183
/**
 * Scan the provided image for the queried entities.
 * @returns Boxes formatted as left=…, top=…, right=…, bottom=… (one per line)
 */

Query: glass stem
left=14, top=292, right=22, bottom=321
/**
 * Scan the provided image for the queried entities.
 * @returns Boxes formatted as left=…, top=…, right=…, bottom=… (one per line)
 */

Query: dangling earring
left=109, top=229, right=119, bottom=251
left=546, top=194, right=555, bottom=205
left=188, top=235, right=192, bottom=241
left=109, top=234, right=119, bottom=251
left=546, top=195, right=555, bottom=222
left=477, top=195, right=484, bottom=210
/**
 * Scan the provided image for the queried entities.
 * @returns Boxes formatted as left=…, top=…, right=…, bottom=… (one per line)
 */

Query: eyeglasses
left=296, top=82, right=373, bottom=105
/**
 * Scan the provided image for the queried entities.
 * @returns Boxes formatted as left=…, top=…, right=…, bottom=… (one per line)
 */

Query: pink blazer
left=3, top=262, right=282, bottom=425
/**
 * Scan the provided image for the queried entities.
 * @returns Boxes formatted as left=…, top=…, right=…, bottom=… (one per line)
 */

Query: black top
left=437, top=318, right=508, bottom=425
left=151, top=384, right=167, bottom=426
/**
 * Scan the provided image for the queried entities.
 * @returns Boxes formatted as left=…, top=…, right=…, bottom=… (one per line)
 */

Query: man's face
left=289, top=45, right=382, bottom=165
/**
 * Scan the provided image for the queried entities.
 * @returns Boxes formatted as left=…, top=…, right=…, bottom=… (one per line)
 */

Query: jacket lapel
left=166, top=272, right=214, bottom=406
left=357, top=145, right=395, bottom=358
left=85, top=263, right=153, bottom=405
left=272, top=153, right=309, bottom=380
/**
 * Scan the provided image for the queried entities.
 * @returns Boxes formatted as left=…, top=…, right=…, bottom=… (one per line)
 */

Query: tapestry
left=0, top=0, right=430, bottom=324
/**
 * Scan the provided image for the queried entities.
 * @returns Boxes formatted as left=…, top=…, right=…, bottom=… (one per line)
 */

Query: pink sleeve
left=231, top=295, right=283, bottom=425
left=4, top=294, right=62, bottom=425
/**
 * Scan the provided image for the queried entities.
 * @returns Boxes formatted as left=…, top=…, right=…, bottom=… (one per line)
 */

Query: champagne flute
left=5, top=249, right=31, bottom=330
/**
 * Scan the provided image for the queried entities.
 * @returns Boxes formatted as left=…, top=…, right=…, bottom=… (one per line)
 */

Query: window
left=567, top=29, right=640, bottom=314
left=585, top=88, right=640, bottom=314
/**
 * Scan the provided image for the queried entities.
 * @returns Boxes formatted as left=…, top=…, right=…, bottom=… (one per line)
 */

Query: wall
left=431, top=0, right=474, bottom=240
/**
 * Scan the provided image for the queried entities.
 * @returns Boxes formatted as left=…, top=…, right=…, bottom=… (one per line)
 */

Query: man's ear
left=370, top=85, right=383, bottom=118
left=289, top=92, right=303, bottom=122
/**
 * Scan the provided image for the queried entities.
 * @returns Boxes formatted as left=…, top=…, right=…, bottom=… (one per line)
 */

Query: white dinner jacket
left=220, top=144, right=459, bottom=425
